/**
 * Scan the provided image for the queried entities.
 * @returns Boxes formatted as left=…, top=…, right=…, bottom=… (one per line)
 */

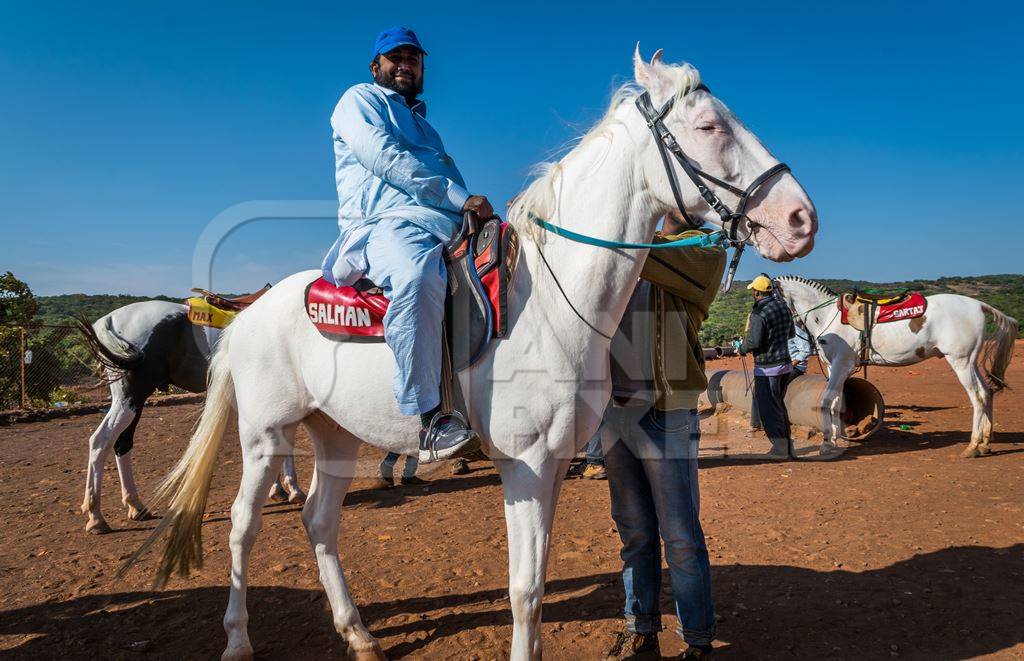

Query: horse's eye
left=696, top=124, right=718, bottom=132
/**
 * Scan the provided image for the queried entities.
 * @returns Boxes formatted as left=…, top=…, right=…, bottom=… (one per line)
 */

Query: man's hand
left=462, top=195, right=493, bottom=219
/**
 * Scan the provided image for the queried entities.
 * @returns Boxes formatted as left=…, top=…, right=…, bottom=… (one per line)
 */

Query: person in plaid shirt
left=738, top=275, right=796, bottom=459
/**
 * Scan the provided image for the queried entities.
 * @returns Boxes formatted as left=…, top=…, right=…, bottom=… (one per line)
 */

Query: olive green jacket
left=640, top=230, right=727, bottom=410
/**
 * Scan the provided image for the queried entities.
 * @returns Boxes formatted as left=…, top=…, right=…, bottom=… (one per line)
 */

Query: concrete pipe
left=704, top=370, right=885, bottom=440
left=703, top=347, right=719, bottom=361
left=719, top=345, right=737, bottom=357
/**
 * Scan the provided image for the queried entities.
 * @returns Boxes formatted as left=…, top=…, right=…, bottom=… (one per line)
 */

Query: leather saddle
left=305, top=214, right=520, bottom=372
left=187, top=284, right=272, bottom=329
left=191, top=284, right=272, bottom=311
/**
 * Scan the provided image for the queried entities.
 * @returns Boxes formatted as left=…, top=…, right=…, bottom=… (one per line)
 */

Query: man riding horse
left=321, top=27, right=489, bottom=460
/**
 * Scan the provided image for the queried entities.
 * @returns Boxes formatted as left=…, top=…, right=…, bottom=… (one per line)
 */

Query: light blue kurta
left=321, top=83, right=470, bottom=287
left=321, top=83, right=470, bottom=415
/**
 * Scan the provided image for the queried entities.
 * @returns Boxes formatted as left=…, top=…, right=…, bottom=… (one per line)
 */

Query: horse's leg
left=267, top=454, right=306, bottom=504
left=496, top=450, right=571, bottom=661
left=281, top=452, right=308, bottom=504
left=949, top=357, right=987, bottom=458
left=267, top=478, right=289, bottom=503
left=301, top=414, right=383, bottom=660
left=970, top=361, right=996, bottom=454
left=81, top=387, right=138, bottom=533
left=222, top=420, right=291, bottom=661
left=980, top=378, right=995, bottom=454
left=820, top=355, right=854, bottom=454
left=111, top=409, right=154, bottom=521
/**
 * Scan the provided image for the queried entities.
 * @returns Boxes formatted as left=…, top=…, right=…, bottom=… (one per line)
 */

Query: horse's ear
left=633, top=43, right=670, bottom=99
left=633, top=43, right=656, bottom=88
left=650, top=48, right=664, bottom=65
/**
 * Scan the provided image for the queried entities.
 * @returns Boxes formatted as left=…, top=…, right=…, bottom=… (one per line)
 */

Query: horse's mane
left=778, top=275, right=837, bottom=297
left=508, top=61, right=703, bottom=243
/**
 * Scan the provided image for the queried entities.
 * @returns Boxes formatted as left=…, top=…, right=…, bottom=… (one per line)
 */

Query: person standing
left=604, top=220, right=724, bottom=660
left=737, top=276, right=796, bottom=459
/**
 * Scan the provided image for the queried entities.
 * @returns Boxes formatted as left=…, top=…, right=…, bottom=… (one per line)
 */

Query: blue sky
left=2, top=0, right=1022, bottom=296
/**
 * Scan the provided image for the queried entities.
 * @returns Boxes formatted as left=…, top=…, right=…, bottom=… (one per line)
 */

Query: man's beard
left=374, top=68, right=423, bottom=100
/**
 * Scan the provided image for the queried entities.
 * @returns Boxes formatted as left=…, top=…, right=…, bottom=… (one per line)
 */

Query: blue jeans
left=584, top=430, right=604, bottom=466
left=380, top=452, right=418, bottom=480
left=601, top=404, right=716, bottom=646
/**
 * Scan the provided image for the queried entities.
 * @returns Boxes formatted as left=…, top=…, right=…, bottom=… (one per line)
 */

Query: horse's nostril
left=788, top=208, right=818, bottom=237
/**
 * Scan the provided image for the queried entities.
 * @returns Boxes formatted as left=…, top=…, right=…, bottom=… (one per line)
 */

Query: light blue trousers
left=364, top=219, right=447, bottom=416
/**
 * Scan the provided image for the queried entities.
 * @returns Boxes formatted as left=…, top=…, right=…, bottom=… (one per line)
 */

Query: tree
left=0, top=272, right=38, bottom=325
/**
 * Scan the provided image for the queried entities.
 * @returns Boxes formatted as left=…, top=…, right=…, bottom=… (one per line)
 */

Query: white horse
left=75, top=300, right=307, bottom=533
left=133, top=49, right=818, bottom=660
left=777, top=276, right=1018, bottom=457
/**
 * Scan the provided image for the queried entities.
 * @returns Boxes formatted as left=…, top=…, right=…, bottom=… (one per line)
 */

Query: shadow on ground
left=2, top=544, right=1020, bottom=660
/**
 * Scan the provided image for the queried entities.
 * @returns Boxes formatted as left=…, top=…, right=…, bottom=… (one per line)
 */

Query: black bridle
left=635, top=85, right=791, bottom=291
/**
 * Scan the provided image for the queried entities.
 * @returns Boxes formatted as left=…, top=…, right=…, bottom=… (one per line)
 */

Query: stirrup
left=418, top=410, right=479, bottom=464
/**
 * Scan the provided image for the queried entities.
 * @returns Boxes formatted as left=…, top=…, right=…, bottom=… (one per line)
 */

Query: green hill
left=35, top=294, right=182, bottom=326
left=32, top=275, right=1024, bottom=343
left=701, top=274, right=1024, bottom=346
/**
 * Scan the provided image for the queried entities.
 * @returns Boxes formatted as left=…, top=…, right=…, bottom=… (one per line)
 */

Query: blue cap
left=371, top=27, right=427, bottom=60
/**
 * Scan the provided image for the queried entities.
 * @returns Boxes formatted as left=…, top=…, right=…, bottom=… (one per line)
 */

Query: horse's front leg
left=820, top=358, right=854, bottom=455
left=496, top=449, right=572, bottom=661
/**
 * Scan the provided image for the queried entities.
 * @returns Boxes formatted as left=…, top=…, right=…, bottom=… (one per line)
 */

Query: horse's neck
left=518, top=125, right=662, bottom=341
left=789, top=285, right=839, bottom=336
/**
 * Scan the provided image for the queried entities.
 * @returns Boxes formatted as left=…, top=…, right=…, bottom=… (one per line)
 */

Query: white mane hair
left=777, top=274, right=838, bottom=297
left=508, top=61, right=703, bottom=244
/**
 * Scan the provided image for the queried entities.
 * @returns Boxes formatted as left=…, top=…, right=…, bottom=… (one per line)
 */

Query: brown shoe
left=399, top=475, right=429, bottom=486
left=450, top=458, right=470, bottom=475
left=582, top=463, right=608, bottom=480
left=606, top=631, right=660, bottom=659
left=681, top=644, right=714, bottom=659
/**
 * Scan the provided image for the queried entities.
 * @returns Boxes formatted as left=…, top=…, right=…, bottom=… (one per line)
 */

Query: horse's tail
left=980, top=303, right=1018, bottom=393
left=118, top=326, right=235, bottom=588
left=73, top=313, right=144, bottom=377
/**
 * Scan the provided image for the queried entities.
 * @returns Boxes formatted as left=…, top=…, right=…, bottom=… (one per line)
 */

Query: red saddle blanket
left=840, top=291, right=927, bottom=325
left=306, top=221, right=517, bottom=342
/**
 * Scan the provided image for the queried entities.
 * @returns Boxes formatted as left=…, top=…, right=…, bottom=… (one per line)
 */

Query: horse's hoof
left=348, top=643, right=388, bottom=661
left=86, top=519, right=112, bottom=535
left=221, top=643, right=254, bottom=661
left=268, top=484, right=289, bottom=503
left=288, top=490, right=307, bottom=505
left=960, top=446, right=981, bottom=459
left=128, top=508, right=156, bottom=521
left=978, top=445, right=993, bottom=456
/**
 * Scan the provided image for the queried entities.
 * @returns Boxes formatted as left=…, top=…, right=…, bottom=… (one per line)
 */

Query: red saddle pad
left=305, top=221, right=519, bottom=342
left=305, top=278, right=388, bottom=340
left=840, top=291, right=927, bottom=325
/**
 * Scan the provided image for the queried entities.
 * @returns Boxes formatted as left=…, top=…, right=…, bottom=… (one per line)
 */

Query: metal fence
left=0, top=324, right=105, bottom=411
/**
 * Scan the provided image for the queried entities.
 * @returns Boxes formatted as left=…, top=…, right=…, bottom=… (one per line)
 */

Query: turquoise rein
left=527, top=213, right=726, bottom=250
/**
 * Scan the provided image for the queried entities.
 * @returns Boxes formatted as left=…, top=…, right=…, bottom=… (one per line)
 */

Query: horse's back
left=100, top=300, right=186, bottom=347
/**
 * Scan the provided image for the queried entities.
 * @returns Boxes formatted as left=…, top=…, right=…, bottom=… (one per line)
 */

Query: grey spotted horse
left=75, top=289, right=306, bottom=534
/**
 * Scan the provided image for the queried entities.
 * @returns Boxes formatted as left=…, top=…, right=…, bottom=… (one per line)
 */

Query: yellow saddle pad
left=187, top=296, right=238, bottom=329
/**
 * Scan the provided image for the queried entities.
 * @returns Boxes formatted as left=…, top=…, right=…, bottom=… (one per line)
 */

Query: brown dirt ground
left=1, top=343, right=1023, bottom=660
